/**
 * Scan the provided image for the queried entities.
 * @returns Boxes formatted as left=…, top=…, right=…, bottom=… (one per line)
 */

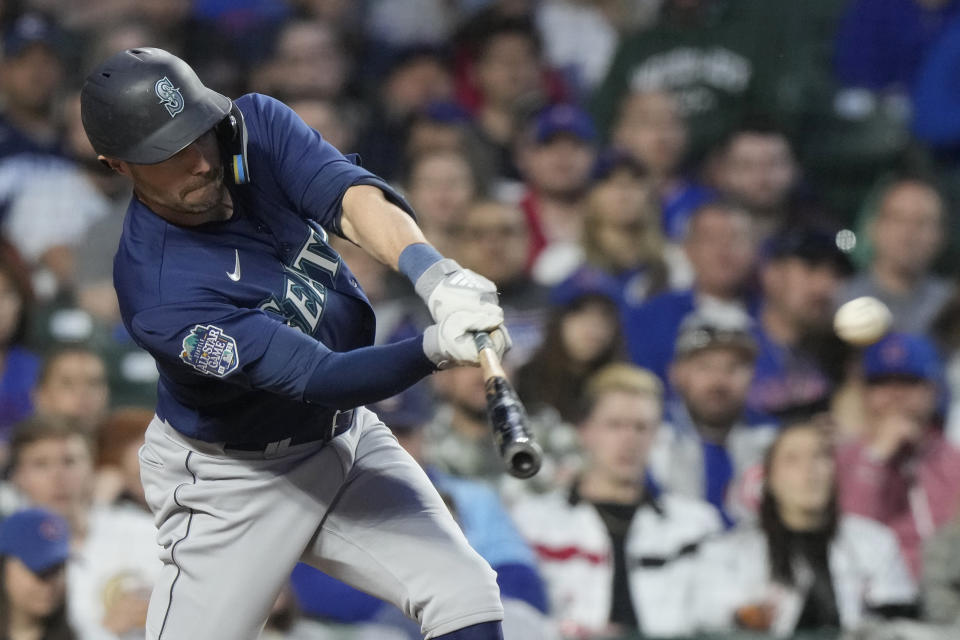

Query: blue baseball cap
left=533, top=104, right=597, bottom=145
left=3, top=13, right=60, bottom=58
left=863, top=332, right=943, bottom=383
left=549, top=267, right=621, bottom=308
left=420, top=100, right=473, bottom=125
left=0, top=508, right=70, bottom=573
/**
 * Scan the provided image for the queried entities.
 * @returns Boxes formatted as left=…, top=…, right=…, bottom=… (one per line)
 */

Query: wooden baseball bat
left=473, top=332, right=543, bottom=479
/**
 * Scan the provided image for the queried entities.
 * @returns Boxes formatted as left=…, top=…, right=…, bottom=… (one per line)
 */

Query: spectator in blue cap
left=837, top=332, right=960, bottom=579
left=0, top=508, right=75, bottom=640
left=518, top=103, right=598, bottom=277
left=0, top=12, right=64, bottom=156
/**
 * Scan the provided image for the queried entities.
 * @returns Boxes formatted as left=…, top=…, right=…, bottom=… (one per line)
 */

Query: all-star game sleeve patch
left=179, top=324, right=240, bottom=377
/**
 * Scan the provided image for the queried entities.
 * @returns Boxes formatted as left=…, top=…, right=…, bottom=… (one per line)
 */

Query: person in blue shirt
left=79, top=47, right=511, bottom=640
left=622, top=200, right=760, bottom=383
left=749, top=227, right=852, bottom=420
left=835, top=0, right=960, bottom=93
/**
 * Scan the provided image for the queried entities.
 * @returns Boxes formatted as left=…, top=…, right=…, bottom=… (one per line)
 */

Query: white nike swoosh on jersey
left=227, top=249, right=241, bottom=281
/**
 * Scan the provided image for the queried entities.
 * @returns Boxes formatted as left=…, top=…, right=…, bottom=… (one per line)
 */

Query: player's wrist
left=399, top=243, right=446, bottom=287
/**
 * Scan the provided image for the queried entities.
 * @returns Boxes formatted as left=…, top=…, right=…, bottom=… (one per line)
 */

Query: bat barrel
left=484, top=375, right=543, bottom=479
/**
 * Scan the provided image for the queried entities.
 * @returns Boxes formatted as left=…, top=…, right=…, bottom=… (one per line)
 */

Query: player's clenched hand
left=415, top=259, right=500, bottom=323
left=423, top=310, right=511, bottom=369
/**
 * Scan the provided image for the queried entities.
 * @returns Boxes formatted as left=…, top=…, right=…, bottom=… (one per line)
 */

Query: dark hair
left=0, top=556, right=77, bottom=640
left=475, top=15, right=542, bottom=61
left=516, top=294, right=624, bottom=422
left=718, top=115, right=792, bottom=156
left=7, top=415, right=94, bottom=476
left=759, top=415, right=838, bottom=586
left=684, top=199, right=750, bottom=240
left=35, top=344, right=104, bottom=389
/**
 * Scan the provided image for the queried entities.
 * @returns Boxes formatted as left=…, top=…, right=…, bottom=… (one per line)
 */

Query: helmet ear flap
left=217, top=104, right=250, bottom=184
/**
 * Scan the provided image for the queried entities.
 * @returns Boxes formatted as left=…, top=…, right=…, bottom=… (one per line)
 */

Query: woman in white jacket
left=695, top=414, right=918, bottom=635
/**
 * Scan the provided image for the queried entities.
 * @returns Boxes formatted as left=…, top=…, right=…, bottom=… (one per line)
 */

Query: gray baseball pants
left=138, top=407, right=503, bottom=639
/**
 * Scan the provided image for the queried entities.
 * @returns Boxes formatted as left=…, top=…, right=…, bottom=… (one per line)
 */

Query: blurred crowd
left=2, top=0, right=960, bottom=638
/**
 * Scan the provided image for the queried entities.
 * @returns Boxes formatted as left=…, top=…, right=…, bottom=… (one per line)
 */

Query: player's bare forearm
left=340, top=184, right=429, bottom=270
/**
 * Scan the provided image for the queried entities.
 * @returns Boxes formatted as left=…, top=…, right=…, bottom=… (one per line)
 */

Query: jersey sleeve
left=129, top=301, right=435, bottom=407
left=242, top=93, right=414, bottom=235
left=131, top=301, right=330, bottom=398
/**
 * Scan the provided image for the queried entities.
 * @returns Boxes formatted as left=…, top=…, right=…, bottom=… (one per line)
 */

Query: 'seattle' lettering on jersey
left=114, top=93, right=414, bottom=444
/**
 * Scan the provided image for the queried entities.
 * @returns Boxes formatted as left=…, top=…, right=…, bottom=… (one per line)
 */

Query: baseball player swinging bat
left=473, top=332, right=543, bottom=479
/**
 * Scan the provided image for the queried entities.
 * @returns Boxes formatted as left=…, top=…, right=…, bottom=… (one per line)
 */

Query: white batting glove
left=415, top=259, right=500, bottom=324
left=423, top=313, right=511, bottom=369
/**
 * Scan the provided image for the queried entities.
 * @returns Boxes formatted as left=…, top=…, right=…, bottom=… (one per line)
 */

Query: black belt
left=222, top=408, right=355, bottom=453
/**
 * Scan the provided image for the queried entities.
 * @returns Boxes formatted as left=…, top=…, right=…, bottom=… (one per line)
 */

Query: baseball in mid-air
left=833, top=296, right=893, bottom=346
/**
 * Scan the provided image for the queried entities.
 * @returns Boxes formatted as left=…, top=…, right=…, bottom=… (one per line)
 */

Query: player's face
left=3, top=557, right=67, bottom=619
left=126, top=130, right=229, bottom=223
left=766, top=426, right=834, bottom=519
left=580, top=391, right=660, bottom=485
left=12, top=436, right=94, bottom=516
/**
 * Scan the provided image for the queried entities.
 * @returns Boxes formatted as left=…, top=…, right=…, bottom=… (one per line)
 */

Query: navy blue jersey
left=115, top=93, right=423, bottom=443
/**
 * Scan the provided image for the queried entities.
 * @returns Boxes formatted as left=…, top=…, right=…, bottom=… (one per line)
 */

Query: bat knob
left=504, top=439, right=544, bottom=479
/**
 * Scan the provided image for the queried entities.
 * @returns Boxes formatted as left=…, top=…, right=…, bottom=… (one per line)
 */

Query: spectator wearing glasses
left=0, top=508, right=76, bottom=640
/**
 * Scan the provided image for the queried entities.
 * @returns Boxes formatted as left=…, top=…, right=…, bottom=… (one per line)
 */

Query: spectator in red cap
left=836, top=332, right=960, bottom=578
left=0, top=508, right=75, bottom=640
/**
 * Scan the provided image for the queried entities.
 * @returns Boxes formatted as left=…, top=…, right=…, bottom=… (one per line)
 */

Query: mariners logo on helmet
left=155, top=76, right=185, bottom=118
